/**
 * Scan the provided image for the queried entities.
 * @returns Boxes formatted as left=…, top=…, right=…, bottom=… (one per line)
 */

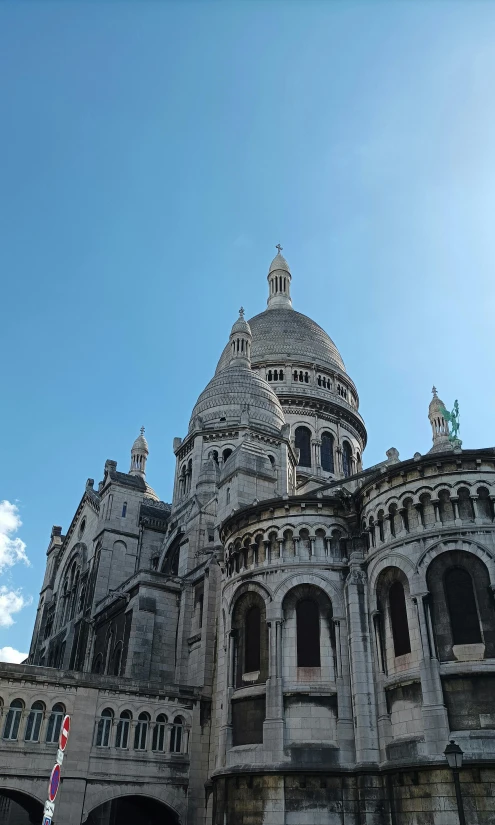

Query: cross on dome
left=239, top=307, right=245, bottom=317
left=275, top=243, right=283, bottom=254
left=432, top=386, right=437, bottom=397
left=140, top=426, right=145, bottom=435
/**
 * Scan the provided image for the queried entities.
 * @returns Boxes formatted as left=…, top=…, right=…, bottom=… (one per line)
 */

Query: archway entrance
left=86, top=795, right=179, bottom=825
left=0, top=790, right=43, bottom=825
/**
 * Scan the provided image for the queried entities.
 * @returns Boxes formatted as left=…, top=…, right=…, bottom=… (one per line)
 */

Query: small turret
left=428, top=387, right=452, bottom=453
left=267, top=244, right=292, bottom=309
left=130, top=426, right=149, bottom=477
left=229, top=308, right=252, bottom=367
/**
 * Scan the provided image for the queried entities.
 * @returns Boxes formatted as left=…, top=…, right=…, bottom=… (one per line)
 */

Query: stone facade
left=1, top=251, right=494, bottom=824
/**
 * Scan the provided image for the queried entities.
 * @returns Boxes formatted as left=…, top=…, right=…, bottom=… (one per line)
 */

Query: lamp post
left=444, top=740, right=466, bottom=825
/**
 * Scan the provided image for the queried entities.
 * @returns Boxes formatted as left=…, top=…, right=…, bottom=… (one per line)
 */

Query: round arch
left=416, top=538, right=495, bottom=585
left=272, top=572, right=344, bottom=619
left=84, top=794, right=180, bottom=824
left=367, top=552, right=417, bottom=611
left=83, top=788, right=184, bottom=825
left=0, top=788, right=44, bottom=824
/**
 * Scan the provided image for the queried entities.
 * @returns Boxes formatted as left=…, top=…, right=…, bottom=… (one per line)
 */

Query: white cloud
left=0, top=501, right=31, bottom=629
left=0, top=646, right=28, bottom=664
left=0, top=500, right=29, bottom=572
left=0, top=587, right=30, bottom=627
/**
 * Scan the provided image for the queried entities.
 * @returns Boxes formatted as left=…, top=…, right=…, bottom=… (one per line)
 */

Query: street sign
left=59, top=714, right=70, bottom=751
left=43, top=714, right=70, bottom=822
left=48, top=763, right=61, bottom=802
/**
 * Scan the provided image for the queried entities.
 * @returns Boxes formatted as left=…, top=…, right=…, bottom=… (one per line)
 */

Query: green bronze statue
left=440, top=399, right=462, bottom=446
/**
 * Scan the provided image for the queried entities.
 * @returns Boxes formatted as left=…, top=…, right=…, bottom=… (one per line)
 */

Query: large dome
left=190, top=364, right=286, bottom=433
left=216, top=308, right=346, bottom=375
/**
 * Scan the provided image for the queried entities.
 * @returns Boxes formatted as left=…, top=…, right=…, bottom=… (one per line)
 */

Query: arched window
left=245, top=606, right=261, bottom=673
left=78, top=584, right=86, bottom=613
left=152, top=713, right=167, bottom=751
left=295, top=427, right=311, bottom=468
left=96, top=708, right=114, bottom=747
left=389, top=581, right=411, bottom=656
left=445, top=568, right=482, bottom=645
left=46, top=703, right=65, bottom=744
left=92, top=654, right=103, bottom=674
left=342, top=441, right=352, bottom=478
left=321, top=432, right=334, bottom=473
left=458, top=488, right=475, bottom=521
left=3, top=700, right=23, bottom=740
left=115, top=710, right=132, bottom=749
left=134, top=712, right=149, bottom=750
left=223, top=448, right=232, bottom=463
left=25, top=701, right=44, bottom=742
left=121, top=502, right=127, bottom=518
left=477, top=487, right=493, bottom=521
left=170, top=716, right=184, bottom=753
left=112, top=643, right=122, bottom=677
left=296, top=599, right=320, bottom=667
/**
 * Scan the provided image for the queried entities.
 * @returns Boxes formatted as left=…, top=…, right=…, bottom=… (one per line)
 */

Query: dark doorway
left=85, top=795, right=179, bottom=825
left=0, top=791, right=43, bottom=825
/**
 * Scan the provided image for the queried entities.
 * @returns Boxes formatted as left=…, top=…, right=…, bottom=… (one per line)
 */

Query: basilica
left=1, top=250, right=495, bottom=825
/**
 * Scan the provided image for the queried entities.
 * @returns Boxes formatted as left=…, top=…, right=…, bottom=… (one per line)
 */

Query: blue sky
left=1, top=0, right=494, bottom=658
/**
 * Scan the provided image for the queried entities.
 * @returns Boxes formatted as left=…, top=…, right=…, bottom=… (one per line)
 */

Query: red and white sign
left=59, top=714, right=70, bottom=751
left=48, top=763, right=61, bottom=803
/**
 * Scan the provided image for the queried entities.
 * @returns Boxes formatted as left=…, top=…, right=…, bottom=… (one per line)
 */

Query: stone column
left=264, top=540, right=271, bottom=566
left=250, top=542, right=258, bottom=567
left=471, top=495, right=482, bottom=525
left=451, top=496, right=461, bottom=525
left=371, top=611, right=392, bottom=758
left=333, top=616, right=355, bottom=764
left=432, top=498, right=442, bottom=527
left=412, top=592, right=449, bottom=754
left=264, top=610, right=285, bottom=762
left=415, top=503, right=424, bottom=529
left=344, top=561, right=379, bottom=764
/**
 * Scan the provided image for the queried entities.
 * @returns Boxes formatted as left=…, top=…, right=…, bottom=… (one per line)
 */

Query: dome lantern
left=229, top=307, right=252, bottom=367
left=267, top=244, right=292, bottom=310
left=130, top=426, right=149, bottom=478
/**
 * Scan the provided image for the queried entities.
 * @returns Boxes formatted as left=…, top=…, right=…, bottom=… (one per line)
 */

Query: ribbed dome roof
left=144, top=482, right=159, bottom=501
left=216, top=308, right=346, bottom=374
left=132, top=431, right=149, bottom=453
left=230, top=314, right=251, bottom=335
left=269, top=252, right=291, bottom=274
left=190, top=364, right=285, bottom=433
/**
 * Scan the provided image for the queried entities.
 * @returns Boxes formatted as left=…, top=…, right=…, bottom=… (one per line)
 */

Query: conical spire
left=228, top=307, right=252, bottom=367
left=130, top=426, right=149, bottom=477
left=267, top=244, right=292, bottom=309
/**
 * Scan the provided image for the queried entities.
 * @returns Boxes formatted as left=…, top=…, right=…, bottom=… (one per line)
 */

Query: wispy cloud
left=0, top=501, right=31, bottom=627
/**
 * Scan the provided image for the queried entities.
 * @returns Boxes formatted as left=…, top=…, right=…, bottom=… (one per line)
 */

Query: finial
left=432, top=386, right=437, bottom=397
left=275, top=243, right=283, bottom=254
left=140, top=426, right=145, bottom=436
left=239, top=307, right=244, bottom=318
